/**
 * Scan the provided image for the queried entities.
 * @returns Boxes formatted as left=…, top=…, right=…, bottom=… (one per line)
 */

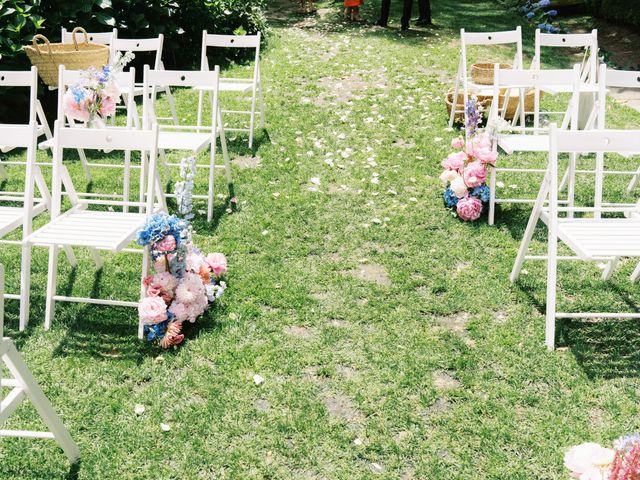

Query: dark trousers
left=379, top=0, right=431, bottom=27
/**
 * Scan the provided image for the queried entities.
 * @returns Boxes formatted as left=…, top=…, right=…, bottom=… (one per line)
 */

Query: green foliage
left=0, top=1, right=44, bottom=69
left=587, top=0, right=640, bottom=29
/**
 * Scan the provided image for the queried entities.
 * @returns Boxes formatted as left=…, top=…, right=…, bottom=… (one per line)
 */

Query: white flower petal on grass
left=261, top=230, right=269, bottom=236
left=272, top=192, right=280, bottom=198
left=354, top=438, right=364, bottom=446
left=409, top=197, right=418, bottom=202
left=496, top=181, right=505, bottom=188
left=371, top=178, right=380, bottom=185
left=253, top=374, right=264, bottom=386
left=434, top=137, right=443, bottom=142
left=372, top=218, right=382, bottom=224
left=160, top=423, right=171, bottom=432
left=134, top=404, right=145, bottom=416
left=310, top=177, right=321, bottom=185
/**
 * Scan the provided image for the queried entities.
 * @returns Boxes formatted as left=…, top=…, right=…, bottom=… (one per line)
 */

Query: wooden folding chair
left=0, top=265, right=79, bottom=462
left=448, top=27, right=523, bottom=128
left=25, top=122, right=166, bottom=335
left=510, top=125, right=640, bottom=350
left=487, top=65, right=582, bottom=224
left=196, top=31, right=264, bottom=148
left=143, top=66, right=232, bottom=222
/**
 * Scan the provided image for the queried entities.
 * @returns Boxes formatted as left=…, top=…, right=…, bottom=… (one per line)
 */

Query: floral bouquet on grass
left=440, top=98, right=497, bottom=222
left=62, top=51, right=135, bottom=125
left=565, top=434, right=640, bottom=479
left=136, top=213, right=227, bottom=348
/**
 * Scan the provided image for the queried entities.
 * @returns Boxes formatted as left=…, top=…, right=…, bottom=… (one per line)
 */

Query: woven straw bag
left=471, top=63, right=511, bottom=85
left=24, top=27, right=110, bottom=87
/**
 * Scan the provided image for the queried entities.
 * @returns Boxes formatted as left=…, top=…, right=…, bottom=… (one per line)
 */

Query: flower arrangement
left=62, top=51, right=135, bottom=125
left=440, top=98, right=497, bottom=222
left=565, top=434, right=640, bottom=479
left=136, top=213, right=227, bottom=348
left=520, top=0, right=560, bottom=33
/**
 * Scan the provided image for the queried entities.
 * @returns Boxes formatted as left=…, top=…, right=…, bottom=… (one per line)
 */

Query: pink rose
left=205, top=253, right=228, bottom=277
left=451, top=137, right=465, bottom=149
left=456, top=196, right=483, bottom=222
left=99, top=94, right=116, bottom=117
left=441, top=151, right=467, bottom=171
left=463, top=161, right=487, bottom=188
left=147, top=284, right=162, bottom=298
left=155, top=235, right=176, bottom=253
left=138, top=296, right=168, bottom=324
left=475, top=147, right=498, bottom=166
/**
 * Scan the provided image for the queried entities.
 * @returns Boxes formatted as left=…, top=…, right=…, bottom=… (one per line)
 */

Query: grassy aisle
left=2, top=0, right=640, bottom=478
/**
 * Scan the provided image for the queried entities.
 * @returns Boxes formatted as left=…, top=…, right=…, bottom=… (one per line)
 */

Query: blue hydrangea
left=535, top=0, right=551, bottom=7
left=136, top=213, right=188, bottom=248
left=526, top=11, right=535, bottom=19
left=471, top=185, right=491, bottom=203
left=547, top=9, right=557, bottom=16
left=614, top=433, right=640, bottom=452
left=443, top=188, right=459, bottom=208
left=144, top=320, right=168, bottom=342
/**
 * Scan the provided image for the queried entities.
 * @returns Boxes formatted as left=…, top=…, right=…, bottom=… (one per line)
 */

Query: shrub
left=587, top=0, right=640, bottom=30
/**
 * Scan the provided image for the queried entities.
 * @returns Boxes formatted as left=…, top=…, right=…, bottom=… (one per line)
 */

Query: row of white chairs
left=60, top=27, right=265, bottom=148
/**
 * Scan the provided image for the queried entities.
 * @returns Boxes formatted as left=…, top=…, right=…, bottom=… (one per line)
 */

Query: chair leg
left=219, top=110, right=232, bottom=186
left=164, top=86, right=179, bottom=126
left=207, top=139, right=217, bottom=223
left=545, top=241, right=558, bottom=352
left=36, top=100, right=53, bottom=145
left=139, top=248, right=149, bottom=340
left=248, top=88, right=258, bottom=149
left=627, top=163, right=640, bottom=193
left=488, top=166, right=497, bottom=226
left=123, top=149, right=131, bottom=214
left=19, top=244, right=32, bottom=331
left=449, top=74, right=460, bottom=128
left=44, top=245, right=59, bottom=331
left=631, top=261, right=640, bottom=282
left=602, top=257, right=619, bottom=281
left=197, top=90, right=205, bottom=129
left=566, top=153, right=576, bottom=219
left=258, top=83, right=265, bottom=129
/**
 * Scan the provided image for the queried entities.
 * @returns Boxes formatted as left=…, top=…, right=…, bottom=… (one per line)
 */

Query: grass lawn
left=2, top=0, right=640, bottom=478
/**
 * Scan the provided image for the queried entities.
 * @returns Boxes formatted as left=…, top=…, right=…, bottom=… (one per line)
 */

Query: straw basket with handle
left=23, top=27, right=110, bottom=87
left=471, top=63, right=511, bottom=85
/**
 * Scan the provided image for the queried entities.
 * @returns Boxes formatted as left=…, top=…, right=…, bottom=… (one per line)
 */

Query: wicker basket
left=445, top=89, right=491, bottom=123
left=23, top=27, right=110, bottom=87
left=471, top=62, right=511, bottom=85
left=499, top=88, right=538, bottom=120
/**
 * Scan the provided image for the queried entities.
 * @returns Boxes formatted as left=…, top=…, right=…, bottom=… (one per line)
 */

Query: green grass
left=2, top=0, right=640, bottom=478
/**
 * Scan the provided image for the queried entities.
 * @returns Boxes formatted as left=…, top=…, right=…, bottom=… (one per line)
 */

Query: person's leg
left=377, top=0, right=390, bottom=26
left=401, top=0, right=413, bottom=29
left=417, top=0, right=432, bottom=24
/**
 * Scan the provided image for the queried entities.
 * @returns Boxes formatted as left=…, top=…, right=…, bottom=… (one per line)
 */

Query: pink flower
left=159, top=321, right=184, bottom=349
left=475, top=147, right=498, bottom=166
left=147, top=284, right=162, bottom=298
left=99, top=94, right=116, bottom=117
left=441, top=151, right=467, bottom=171
left=456, top=195, right=483, bottom=221
left=153, top=272, right=178, bottom=293
left=205, top=253, right=228, bottom=277
left=175, top=273, right=206, bottom=306
left=451, top=137, right=465, bottom=149
left=62, top=90, right=90, bottom=122
left=168, top=302, right=189, bottom=322
left=186, top=252, right=205, bottom=273
left=565, top=443, right=614, bottom=479
left=463, top=161, right=487, bottom=188
left=138, top=296, right=168, bottom=324
left=153, top=258, right=167, bottom=273
left=450, top=176, right=468, bottom=198
left=155, top=235, right=176, bottom=253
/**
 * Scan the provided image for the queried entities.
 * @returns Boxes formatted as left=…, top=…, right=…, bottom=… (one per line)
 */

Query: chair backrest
left=61, top=28, right=117, bottom=45
left=142, top=66, right=220, bottom=129
left=200, top=31, right=261, bottom=80
left=56, top=65, right=136, bottom=127
left=0, top=122, right=39, bottom=239
left=111, top=35, right=164, bottom=70
left=51, top=121, right=161, bottom=217
left=534, top=29, right=598, bottom=83
left=0, top=67, right=38, bottom=124
left=490, top=64, right=581, bottom=130
left=597, top=64, right=640, bottom=129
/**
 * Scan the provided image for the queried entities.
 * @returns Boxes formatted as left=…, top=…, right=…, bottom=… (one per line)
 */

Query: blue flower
left=547, top=9, right=557, bottom=16
left=526, top=11, right=535, bottom=19
left=136, top=213, right=188, bottom=248
left=535, top=0, right=551, bottom=7
left=471, top=185, right=490, bottom=203
left=144, top=320, right=168, bottom=342
left=443, top=188, right=459, bottom=208
left=614, top=433, right=640, bottom=452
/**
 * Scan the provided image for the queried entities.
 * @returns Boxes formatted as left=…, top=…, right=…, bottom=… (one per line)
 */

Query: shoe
left=375, top=19, right=388, bottom=27
left=414, top=18, right=432, bottom=26
left=401, top=24, right=409, bottom=31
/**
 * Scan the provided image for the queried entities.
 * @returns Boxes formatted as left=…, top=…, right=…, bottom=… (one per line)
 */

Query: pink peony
left=463, top=161, right=487, bottom=188
left=450, top=176, right=469, bottom=198
left=565, top=443, right=614, bottom=480
left=451, top=137, right=465, bottom=149
left=475, top=147, right=498, bottom=166
left=138, top=296, right=168, bottom=324
left=99, top=94, right=116, bottom=117
left=441, top=151, right=467, bottom=171
left=62, top=90, right=90, bottom=122
left=155, top=235, right=176, bottom=253
left=186, top=251, right=205, bottom=273
left=175, top=273, right=206, bottom=306
left=205, top=253, right=228, bottom=277
left=456, top=195, right=483, bottom=221
left=439, top=169, right=458, bottom=185
left=153, top=272, right=178, bottom=293
left=168, top=302, right=189, bottom=322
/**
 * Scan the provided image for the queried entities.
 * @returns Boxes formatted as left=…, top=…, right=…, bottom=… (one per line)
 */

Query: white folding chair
left=143, top=66, right=232, bottom=222
left=510, top=125, right=640, bottom=350
left=111, top=35, right=178, bottom=126
left=0, top=67, right=52, bottom=156
left=487, top=65, right=582, bottom=225
left=595, top=65, right=640, bottom=192
left=25, top=122, right=166, bottom=335
left=0, top=121, right=60, bottom=331
left=0, top=264, right=80, bottom=463
left=448, top=27, right=523, bottom=128
left=61, top=27, right=117, bottom=48
left=196, top=31, right=264, bottom=148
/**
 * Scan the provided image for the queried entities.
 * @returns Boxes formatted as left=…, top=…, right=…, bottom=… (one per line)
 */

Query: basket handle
left=31, top=34, right=52, bottom=55
left=71, top=27, right=89, bottom=51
